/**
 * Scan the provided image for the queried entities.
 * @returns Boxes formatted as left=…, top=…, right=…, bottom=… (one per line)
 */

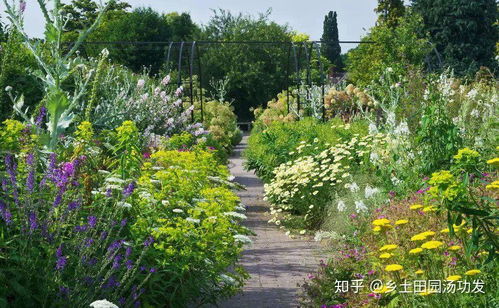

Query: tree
left=86, top=8, right=195, bottom=74
left=411, top=0, right=498, bottom=75
left=164, top=12, right=200, bottom=42
left=375, top=0, right=405, bottom=27
left=321, top=11, right=343, bottom=71
left=63, top=0, right=131, bottom=33
left=346, top=10, right=430, bottom=86
left=199, top=9, right=292, bottom=120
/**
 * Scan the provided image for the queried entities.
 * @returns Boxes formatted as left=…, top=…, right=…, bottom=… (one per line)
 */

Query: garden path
left=218, top=134, right=324, bottom=308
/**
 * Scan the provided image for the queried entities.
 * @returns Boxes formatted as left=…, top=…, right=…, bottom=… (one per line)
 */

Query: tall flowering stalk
left=2, top=0, right=111, bottom=150
left=0, top=131, right=154, bottom=306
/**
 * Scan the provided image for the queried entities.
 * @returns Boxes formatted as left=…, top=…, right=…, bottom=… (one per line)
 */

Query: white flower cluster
left=264, top=132, right=388, bottom=224
left=89, top=299, right=118, bottom=308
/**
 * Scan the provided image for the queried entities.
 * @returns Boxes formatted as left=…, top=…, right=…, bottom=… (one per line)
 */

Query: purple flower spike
left=123, top=182, right=136, bottom=198
left=74, top=225, right=88, bottom=232
left=28, top=211, right=37, bottom=232
left=125, top=247, right=132, bottom=257
left=26, top=170, right=35, bottom=192
left=84, top=238, right=94, bottom=247
left=113, top=254, right=123, bottom=269
left=143, top=236, right=154, bottom=247
left=58, top=286, right=69, bottom=298
left=35, top=107, right=47, bottom=128
left=19, top=0, right=26, bottom=13
left=108, top=240, right=124, bottom=252
left=0, top=201, right=12, bottom=225
left=53, top=192, right=64, bottom=208
left=125, top=259, right=134, bottom=270
left=88, top=216, right=97, bottom=228
left=55, top=245, right=67, bottom=271
left=68, top=201, right=80, bottom=211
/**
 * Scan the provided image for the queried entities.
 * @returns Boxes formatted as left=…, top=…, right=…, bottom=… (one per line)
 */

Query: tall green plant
left=321, top=11, right=343, bottom=70
left=412, top=0, right=498, bottom=75
left=3, top=0, right=110, bottom=150
left=346, top=10, right=430, bottom=86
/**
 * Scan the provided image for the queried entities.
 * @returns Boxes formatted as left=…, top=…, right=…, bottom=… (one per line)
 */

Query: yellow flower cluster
left=411, top=231, right=436, bottom=241
left=421, top=240, right=444, bottom=250
left=372, top=218, right=392, bottom=232
left=385, top=264, right=403, bottom=272
left=453, top=147, right=480, bottom=162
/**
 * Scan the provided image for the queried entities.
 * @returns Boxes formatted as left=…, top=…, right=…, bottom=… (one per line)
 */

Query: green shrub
left=133, top=149, right=250, bottom=306
left=244, top=117, right=368, bottom=182
left=0, top=33, right=43, bottom=121
left=198, top=100, right=242, bottom=152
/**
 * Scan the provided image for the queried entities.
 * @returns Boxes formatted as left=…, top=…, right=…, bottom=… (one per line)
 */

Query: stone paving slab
left=216, top=135, right=324, bottom=308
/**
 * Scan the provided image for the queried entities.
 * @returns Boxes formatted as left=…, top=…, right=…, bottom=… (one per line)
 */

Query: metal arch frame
left=285, top=44, right=292, bottom=114
left=311, top=41, right=327, bottom=121
left=301, top=41, right=313, bottom=108
left=188, top=41, right=196, bottom=122
left=195, top=43, right=204, bottom=122
left=290, top=42, right=301, bottom=113
left=77, top=40, right=375, bottom=124
left=177, top=41, right=185, bottom=88
left=165, top=42, right=174, bottom=71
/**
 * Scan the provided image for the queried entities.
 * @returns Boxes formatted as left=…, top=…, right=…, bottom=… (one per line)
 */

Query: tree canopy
left=321, top=11, right=343, bottom=71
left=199, top=9, right=292, bottom=120
left=411, top=0, right=497, bottom=75
left=346, top=10, right=430, bottom=86
left=375, top=0, right=405, bottom=27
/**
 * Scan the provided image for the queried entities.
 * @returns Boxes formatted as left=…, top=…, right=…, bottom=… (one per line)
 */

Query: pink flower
left=175, top=86, right=183, bottom=97
left=19, top=0, right=26, bottom=12
left=161, top=75, right=171, bottom=86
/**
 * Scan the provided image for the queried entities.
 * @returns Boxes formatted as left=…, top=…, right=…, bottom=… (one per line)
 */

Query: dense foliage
left=199, top=9, right=292, bottom=120
left=245, top=56, right=498, bottom=307
left=0, top=1, right=248, bottom=307
left=412, top=0, right=498, bottom=76
left=346, top=10, right=430, bottom=86
left=374, top=0, right=405, bottom=28
left=0, top=32, right=43, bottom=121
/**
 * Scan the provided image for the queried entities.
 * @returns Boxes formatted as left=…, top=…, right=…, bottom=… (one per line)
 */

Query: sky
left=2, top=0, right=380, bottom=51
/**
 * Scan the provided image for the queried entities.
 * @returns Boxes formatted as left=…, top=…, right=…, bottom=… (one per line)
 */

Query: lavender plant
left=0, top=122, right=154, bottom=307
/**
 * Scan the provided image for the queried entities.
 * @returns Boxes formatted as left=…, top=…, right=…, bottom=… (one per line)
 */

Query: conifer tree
left=321, top=11, right=343, bottom=70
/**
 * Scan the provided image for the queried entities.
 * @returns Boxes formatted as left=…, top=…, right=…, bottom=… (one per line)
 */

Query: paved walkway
left=219, top=135, right=323, bottom=308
